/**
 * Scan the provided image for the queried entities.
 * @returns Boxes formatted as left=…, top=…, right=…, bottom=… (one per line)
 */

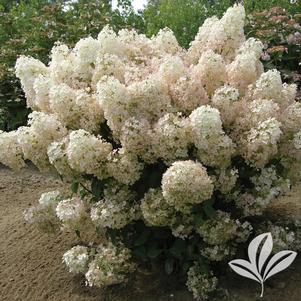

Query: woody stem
left=260, top=282, right=264, bottom=298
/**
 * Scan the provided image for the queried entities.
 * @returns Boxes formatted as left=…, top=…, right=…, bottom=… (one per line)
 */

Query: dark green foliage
left=71, top=181, right=79, bottom=194
left=106, top=220, right=209, bottom=275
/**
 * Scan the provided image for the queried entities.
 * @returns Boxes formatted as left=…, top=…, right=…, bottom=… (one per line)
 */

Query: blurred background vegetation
left=0, top=0, right=300, bottom=130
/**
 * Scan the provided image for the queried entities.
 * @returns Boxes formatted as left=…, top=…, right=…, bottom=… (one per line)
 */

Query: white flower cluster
left=257, top=222, right=299, bottom=253
left=214, top=168, right=238, bottom=194
left=140, top=188, right=174, bottom=227
left=91, top=181, right=140, bottom=229
left=140, top=188, right=195, bottom=239
left=63, top=245, right=89, bottom=274
left=24, top=191, right=62, bottom=233
left=0, top=130, right=25, bottom=170
left=47, top=137, right=77, bottom=179
left=162, top=161, right=213, bottom=213
left=197, top=211, right=252, bottom=245
left=23, top=112, right=67, bottom=170
left=66, top=130, right=112, bottom=179
left=201, top=244, right=236, bottom=262
left=188, top=5, right=245, bottom=64
left=107, top=149, right=144, bottom=185
left=85, top=242, right=135, bottom=287
left=293, top=131, right=301, bottom=150
left=62, top=242, right=135, bottom=288
left=199, top=217, right=252, bottom=262
left=1, top=4, right=299, bottom=179
left=26, top=190, right=102, bottom=240
left=190, top=106, right=235, bottom=168
left=56, top=196, right=88, bottom=230
left=4, top=4, right=300, bottom=297
left=236, top=166, right=290, bottom=216
left=268, top=224, right=296, bottom=253
left=186, top=263, right=218, bottom=300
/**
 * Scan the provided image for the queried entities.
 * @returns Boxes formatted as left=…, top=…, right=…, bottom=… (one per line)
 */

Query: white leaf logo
left=229, top=232, right=297, bottom=297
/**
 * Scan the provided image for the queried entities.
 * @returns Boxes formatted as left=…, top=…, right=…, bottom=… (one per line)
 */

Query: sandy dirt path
left=0, top=166, right=300, bottom=301
left=0, top=167, right=104, bottom=301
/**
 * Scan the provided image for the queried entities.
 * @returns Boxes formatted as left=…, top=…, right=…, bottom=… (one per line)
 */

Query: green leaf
left=182, top=261, right=192, bottom=273
left=147, top=247, right=162, bottom=259
left=165, top=258, right=174, bottom=275
left=186, top=245, right=197, bottom=259
left=197, top=258, right=210, bottom=275
left=133, top=246, right=147, bottom=260
left=134, top=228, right=151, bottom=246
left=106, top=228, right=121, bottom=244
left=153, top=228, right=170, bottom=239
left=203, top=200, right=216, bottom=219
left=193, top=213, right=204, bottom=227
left=71, top=182, right=79, bottom=194
left=91, top=178, right=103, bottom=201
left=169, top=239, right=186, bottom=259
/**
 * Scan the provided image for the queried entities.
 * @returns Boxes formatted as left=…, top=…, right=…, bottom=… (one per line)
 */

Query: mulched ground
left=0, top=166, right=300, bottom=301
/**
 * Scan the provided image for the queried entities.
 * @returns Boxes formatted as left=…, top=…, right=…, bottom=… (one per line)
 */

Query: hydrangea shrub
left=1, top=4, right=301, bottom=299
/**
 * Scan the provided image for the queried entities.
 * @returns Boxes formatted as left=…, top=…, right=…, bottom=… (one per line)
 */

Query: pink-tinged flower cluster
left=2, top=4, right=299, bottom=299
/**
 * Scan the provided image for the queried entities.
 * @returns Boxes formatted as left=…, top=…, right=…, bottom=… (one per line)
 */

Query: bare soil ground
left=0, top=166, right=300, bottom=301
